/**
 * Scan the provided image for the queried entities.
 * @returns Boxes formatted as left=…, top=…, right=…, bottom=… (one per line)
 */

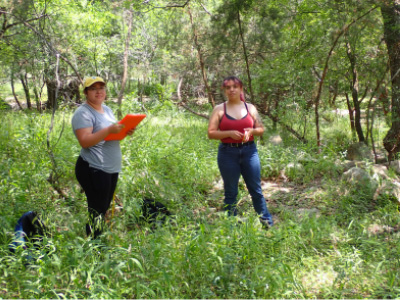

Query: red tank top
left=219, top=102, right=255, bottom=143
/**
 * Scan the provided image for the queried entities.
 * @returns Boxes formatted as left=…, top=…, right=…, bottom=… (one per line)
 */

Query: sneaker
left=237, top=217, right=248, bottom=224
left=259, top=218, right=273, bottom=229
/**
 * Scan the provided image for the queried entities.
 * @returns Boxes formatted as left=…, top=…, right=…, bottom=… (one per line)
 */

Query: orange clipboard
left=104, top=114, right=146, bottom=141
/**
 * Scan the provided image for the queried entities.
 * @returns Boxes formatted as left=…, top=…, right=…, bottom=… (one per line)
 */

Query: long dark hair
left=221, top=76, right=245, bottom=102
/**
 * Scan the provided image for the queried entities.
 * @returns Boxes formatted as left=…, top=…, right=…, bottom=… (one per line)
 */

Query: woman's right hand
left=229, top=130, right=244, bottom=141
left=108, top=123, right=125, bottom=134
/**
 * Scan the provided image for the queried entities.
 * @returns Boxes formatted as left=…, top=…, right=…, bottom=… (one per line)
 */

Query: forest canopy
left=2, top=0, right=400, bottom=155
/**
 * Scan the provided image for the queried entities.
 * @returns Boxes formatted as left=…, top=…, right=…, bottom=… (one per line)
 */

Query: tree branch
left=144, top=0, right=190, bottom=10
left=4, top=14, right=47, bottom=31
left=0, top=10, right=47, bottom=39
left=175, top=77, right=209, bottom=119
left=20, top=19, right=82, bottom=83
left=200, top=3, right=212, bottom=16
left=263, top=111, right=308, bottom=143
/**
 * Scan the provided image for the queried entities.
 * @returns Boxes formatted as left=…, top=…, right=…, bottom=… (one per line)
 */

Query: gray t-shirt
left=71, top=103, right=122, bottom=174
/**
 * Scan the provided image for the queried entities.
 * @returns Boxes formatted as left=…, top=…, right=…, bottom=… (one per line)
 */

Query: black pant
left=75, top=156, right=119, bottom=238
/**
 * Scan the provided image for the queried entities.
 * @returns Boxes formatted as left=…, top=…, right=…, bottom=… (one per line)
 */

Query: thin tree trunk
left=117, top=9, right=133, bottom=119
left=10, top=69, right=23, bottom=110
left=187, top=4, right=215, bottom=108
left=45, top=78, right=56, bottom=110
left=345, top=39, right=365, bottom=142
left=20, top=73, right=32, bottom=109
left=30, top=63, right=42, bottom=112
left=237, top=10, right=254, bottom=102
left=273, top=92, right=280, bottom=131
left=370, top=99, right=378, bottom=163
left=315, top=33, right=343, bottom=152
left=33, top=86, right=41, bottom=112
left=365, top=63, right=389, bottom=144
left=345, top=93, right=356, bottom=140
left=46, top=54, right=67, bottom=198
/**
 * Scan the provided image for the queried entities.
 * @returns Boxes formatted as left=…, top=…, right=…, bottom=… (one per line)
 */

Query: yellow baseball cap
left=83, top=76, right=106, bottom=89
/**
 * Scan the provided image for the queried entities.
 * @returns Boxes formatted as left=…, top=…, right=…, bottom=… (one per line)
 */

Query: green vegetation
left=2, top=0, right=400, bottom=298
left=0, top=106, right=399, bottom=299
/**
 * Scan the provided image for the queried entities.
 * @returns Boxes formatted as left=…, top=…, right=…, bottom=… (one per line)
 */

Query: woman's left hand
left=126, top=128, right=135, bottom=136
left=243, top=128, right=253, bottom=142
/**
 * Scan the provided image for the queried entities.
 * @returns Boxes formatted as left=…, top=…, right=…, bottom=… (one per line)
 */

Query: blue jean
left=218, top=142, right=273, bottom=225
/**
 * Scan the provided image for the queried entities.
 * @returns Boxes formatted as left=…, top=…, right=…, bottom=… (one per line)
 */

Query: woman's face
left=223, top=80, right=242, bottom=100
left=84, top=82, right=106, bottom=104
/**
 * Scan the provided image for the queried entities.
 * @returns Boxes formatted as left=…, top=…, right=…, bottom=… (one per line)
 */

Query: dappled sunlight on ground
left=300, top=262, right=337, bottom=295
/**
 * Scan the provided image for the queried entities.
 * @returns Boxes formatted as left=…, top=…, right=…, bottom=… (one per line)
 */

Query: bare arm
left=207, top=104, right=244, bottom=140
left=75, top=123, right=125, bottom=148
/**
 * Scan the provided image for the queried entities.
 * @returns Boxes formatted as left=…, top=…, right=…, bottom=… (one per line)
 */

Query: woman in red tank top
left=208, top=76, right=273, bottom=228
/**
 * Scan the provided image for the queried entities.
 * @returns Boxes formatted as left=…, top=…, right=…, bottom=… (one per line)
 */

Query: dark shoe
left=259, top=217, right=273, bottom=229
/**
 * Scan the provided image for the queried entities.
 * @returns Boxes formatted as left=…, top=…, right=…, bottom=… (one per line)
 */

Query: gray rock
left=371, top=164, right=389, bottom=181
left=342, top=167, right=378, bottom=190
left=373, top=180, right=400, bottom=204
left=345, top=142, right=374, bottom=161
left=283, top=162, right=305, bottom=180
left=296, top=208, right=320, bottom=218
left=336, top=159, right=356, bottom=172
left=269, top=135, right=282, bottom=145
left=388, top=160, right=400, bottom=176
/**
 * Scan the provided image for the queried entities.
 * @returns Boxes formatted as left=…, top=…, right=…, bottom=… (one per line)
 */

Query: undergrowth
left=0, top=106, right=399, bottom=299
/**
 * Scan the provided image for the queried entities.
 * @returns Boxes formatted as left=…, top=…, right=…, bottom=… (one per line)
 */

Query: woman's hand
left=126, top=128, right=135, bottom=136
left=229, top=130, right=244, bottom=141
left=242, top=128, right=253, bottom=142
left=108, top=123, right=125, bottom=134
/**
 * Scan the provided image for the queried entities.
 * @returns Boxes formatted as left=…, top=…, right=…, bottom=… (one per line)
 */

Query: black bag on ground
left=9, top=211, right=47, bottom=253
left=141, top=198, right=172, bottom=224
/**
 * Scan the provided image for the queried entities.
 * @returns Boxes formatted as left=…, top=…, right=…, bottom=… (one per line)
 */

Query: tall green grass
left=0, top=105, right=399, bottom=298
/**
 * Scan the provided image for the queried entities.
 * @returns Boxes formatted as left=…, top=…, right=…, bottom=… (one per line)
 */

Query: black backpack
left=141, top=198, right=172, bottom=224
left=9, top=211, right=47, bottom=253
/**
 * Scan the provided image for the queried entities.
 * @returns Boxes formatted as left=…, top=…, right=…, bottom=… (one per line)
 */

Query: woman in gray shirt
left=71, top=77, right=134, bottom=239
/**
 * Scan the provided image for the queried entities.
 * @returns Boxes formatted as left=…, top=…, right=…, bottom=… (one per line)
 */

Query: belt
left=223, top=141, right=254, bottom=147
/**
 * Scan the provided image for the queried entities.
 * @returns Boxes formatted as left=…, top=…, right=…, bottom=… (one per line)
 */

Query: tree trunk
left=10, top=69, right=23, bottom=110
left=365, top=65, right=389, bottom=145
left=329, top=81, right=339, bottom=107
left=117, top=9, right=133, bottom=119
left=381, top=2, right=400, bottom=160
left=237, top=10, right=254, bottom=102
left=20, top=73, right=32, bottom=109
left=187, top=5, right=215, bottom=108
left=345, top=92, right=356, bottom=140
left=46, top=79, right=56, bottom=110
left=345, top=40, right=365, bottom=142
left=32, top=85, right=41, bottom=112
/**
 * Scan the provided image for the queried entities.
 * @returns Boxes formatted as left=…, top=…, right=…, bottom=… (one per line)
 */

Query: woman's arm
left=75, top=123, right=125, bottom=148
left=207, top=104, right=244, bottom=140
